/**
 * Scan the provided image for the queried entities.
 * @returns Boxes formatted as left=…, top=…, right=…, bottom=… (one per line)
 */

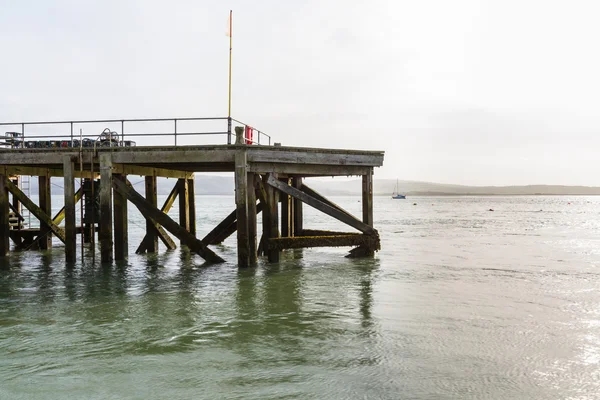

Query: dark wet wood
left=99, top=153, right=113, bottom=263
left=112, top=178, right=224, bottom=263
left=235, top=150, right=249, bottom=267
left=38, top=173, right=52, bottom=250
left=143, top=175, right=158, bottom=253
left=136, top=181, right=178, bottom=253
left=188, top=178, right=196, bottom=237
left=63, top=157, right=76, bottom=263
left=113, top=174, right=128, bottom=261
left=292, top=177, right=303, bottom=236
left=266, top=234, right=378, bottom=251
left=265, top=173, right=280, bottom=263
left=362, top=169, right=373, bottom=227
left=178, top=178, right=190, bottom=245
left=280, top=178, right=291, bottom=238
left=247, top=173, right=258, bottom=265
left=0, top=175, right=9, bottom=256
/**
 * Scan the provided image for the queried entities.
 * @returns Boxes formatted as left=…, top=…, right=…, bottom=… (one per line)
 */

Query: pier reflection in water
left=0, top=243, right=380, bottom=399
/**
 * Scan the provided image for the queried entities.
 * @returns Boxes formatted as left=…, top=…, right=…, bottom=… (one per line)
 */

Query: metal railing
left=0, top=116, right=271, bottom=149
left=231, top=118, right=271, bottom=145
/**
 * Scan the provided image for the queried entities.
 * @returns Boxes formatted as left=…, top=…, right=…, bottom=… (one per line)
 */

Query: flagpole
left=228, top=10, right=233, bottom=119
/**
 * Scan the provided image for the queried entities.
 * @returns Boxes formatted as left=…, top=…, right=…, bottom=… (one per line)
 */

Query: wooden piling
left=188, top=177, right=196, bottom=237
left=178, top=178, right=189, bottom=245
left=136, top=181, right=177, bottom=253
left=0, top=174, right=9, bottom=256
left=113, top=174, right=128, bottom=261
left=280, top=178, right=291, bottom=238
left=247, top=172, right=258, bottom=265
left=362, top=168, right=373, bottom=227
left=235, top=150, right=249, bottom=267
left=11, top=176, right=20, bottom=222
left=38, top=172, right=52, bottom=250
left=257, top=176, right=268, bottom=256
left=80, top=179, right=94, bottom=243
left=63, top=156, right=76, bottom=263
left=99, top=153, right=113, bottom=263
left=266, top=173, right=280, bottom=263
left=292, top=177, right=303, bottom=236
left=82, top=179, right=93, bottom=244
left=144, top=175, right=159, bottom=253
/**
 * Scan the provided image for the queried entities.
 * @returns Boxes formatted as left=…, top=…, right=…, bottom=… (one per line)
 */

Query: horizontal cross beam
left=266, top=234, right=379, bottom=251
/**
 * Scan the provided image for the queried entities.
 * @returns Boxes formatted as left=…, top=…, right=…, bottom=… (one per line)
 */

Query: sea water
left=1, top=195, right=599, bottom=399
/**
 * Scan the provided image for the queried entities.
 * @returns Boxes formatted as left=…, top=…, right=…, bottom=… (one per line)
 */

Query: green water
left=0, top=251, right=381, bottom=399
left=2, top=195, right=600, bottom=399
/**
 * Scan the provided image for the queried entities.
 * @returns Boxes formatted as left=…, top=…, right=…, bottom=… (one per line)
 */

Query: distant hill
left=305, top=179, right=600, bottom=196
left=33, top=176, right=600, bottom=196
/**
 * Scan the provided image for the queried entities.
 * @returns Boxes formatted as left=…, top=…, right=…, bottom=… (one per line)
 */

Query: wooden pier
left=0, top=120, right=384, bottom=267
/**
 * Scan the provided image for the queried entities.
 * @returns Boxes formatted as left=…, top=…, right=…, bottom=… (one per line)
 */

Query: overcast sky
left=0, top=0, right=598, bottom=186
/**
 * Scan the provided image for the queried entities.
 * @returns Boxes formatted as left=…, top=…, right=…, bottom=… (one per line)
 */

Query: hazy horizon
left=27, top=173, right=600, bottom=202
left=1, top=1, right=598, bottom=186
left=308, top=176, right=600, bottom=188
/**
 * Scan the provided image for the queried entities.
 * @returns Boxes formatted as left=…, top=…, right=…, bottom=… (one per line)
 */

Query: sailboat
left=392, top=179, right=406, bottom=199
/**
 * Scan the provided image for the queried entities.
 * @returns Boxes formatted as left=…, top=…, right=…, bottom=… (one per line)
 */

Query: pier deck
left=0, top=145, right=381, bottom=176
left=0, top=121, right=384, bottom=267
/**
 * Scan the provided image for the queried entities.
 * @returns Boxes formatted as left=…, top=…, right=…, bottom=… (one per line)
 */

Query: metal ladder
left=19, top=176, right=31, bottom=228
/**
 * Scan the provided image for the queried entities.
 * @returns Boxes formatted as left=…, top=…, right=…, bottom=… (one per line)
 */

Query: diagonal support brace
left=113, top=178, right=224, bottom=263
left=5, top=179, right=66, bottom=243
left=136, top=181, right=178, bottom=253
left=265, top=175, right=376, bottom=235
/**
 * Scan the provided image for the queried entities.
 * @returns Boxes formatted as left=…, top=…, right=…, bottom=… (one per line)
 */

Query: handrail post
left=21, top=123, right=25, bottom=148
left=70, top=122, right=73, bottom=145
left=121, top=120, right=125, bottom=146
left=174, top=119, right=177, bottom=146
left=227, top=117, right=232, bottom=145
